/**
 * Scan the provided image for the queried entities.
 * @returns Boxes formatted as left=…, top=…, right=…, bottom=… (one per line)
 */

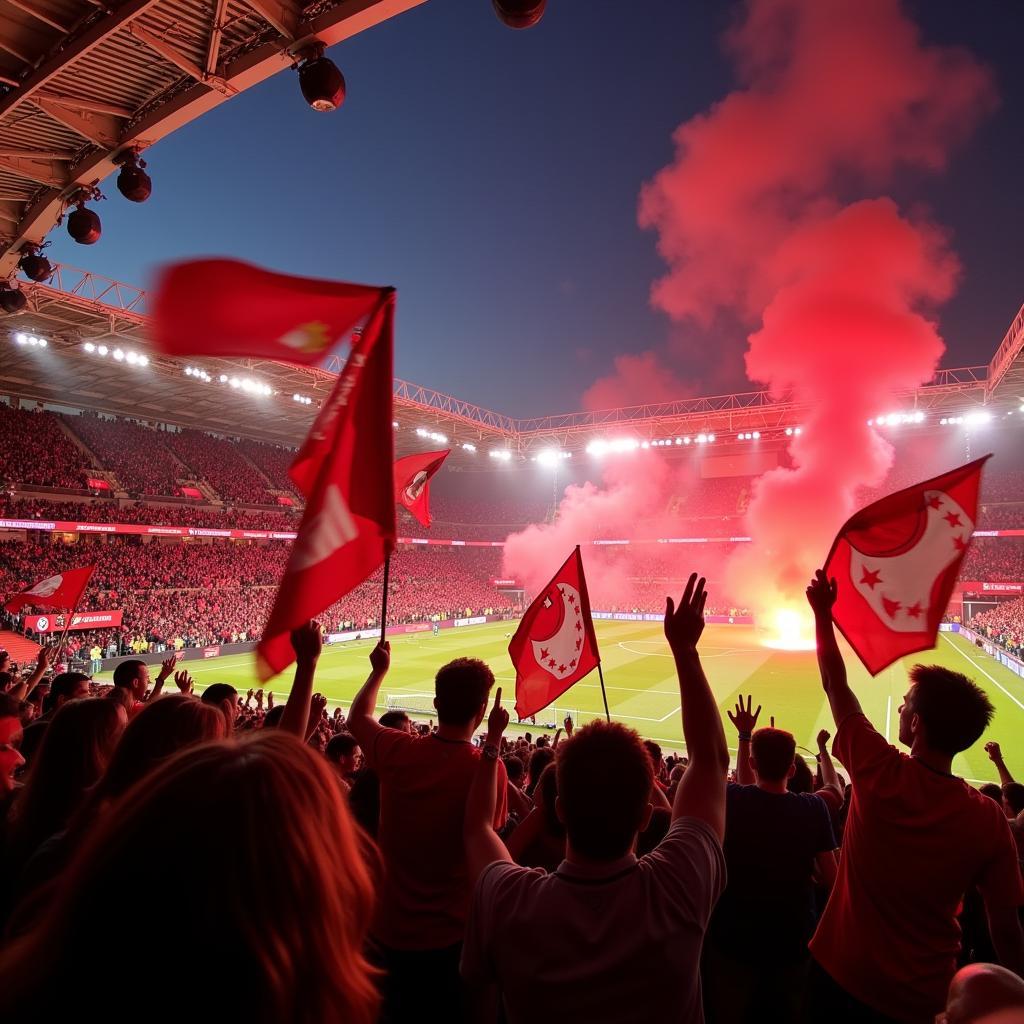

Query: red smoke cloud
left=582, top=351, right=695, bottom=411
left=633, top=0, right=995, bottom=629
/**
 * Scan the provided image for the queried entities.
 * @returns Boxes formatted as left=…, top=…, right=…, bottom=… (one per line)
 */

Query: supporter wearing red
left=347, top=643, right=508, bottom=1024
left=702, top=696, right=838, bottom=1024
left=805, top=570, right=1024, bottom=1023
left=461, top=573, right=728, bottom=1024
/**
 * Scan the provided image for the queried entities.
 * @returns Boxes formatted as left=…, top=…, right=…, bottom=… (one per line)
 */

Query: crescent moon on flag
left=532, top=583, right=584, bottom=680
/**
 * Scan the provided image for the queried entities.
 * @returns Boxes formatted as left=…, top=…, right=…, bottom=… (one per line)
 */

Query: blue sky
left=39, top=0, right=1024, bottom=417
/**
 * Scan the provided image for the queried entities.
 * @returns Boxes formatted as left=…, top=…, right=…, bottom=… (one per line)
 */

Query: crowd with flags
left=0, top=262, right=1022, bottom=1022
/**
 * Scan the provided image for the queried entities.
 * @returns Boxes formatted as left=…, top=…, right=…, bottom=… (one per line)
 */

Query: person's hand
left=173, top=669, right=193, bottom=695
left=310, top=692, right=327, bottom=723
left=564, top=714, right=573, bottom=736
left=727, top=694, right=760, bottom=735
left=156, top=653, right=178, bottom=682
left=36, top=646, right=52, bottom=671
left=486, top=687, right=509, bottom=744
left=267, top=690, right=274, bottom=709
left=290, top=621, right=322, bottom=665
left=817, top=729, right=831, bottom=752
left=255, top=688, right=264, bottom=709
left=985, top=741, right=1003, bottom=762
left=370, top=640, right=391, bottom=676
left=245, top=688, right=254, bottom=705
left=664, top=573, right=707, bottom=654
left=554, top=727, right=563, bottom=740
left=806, top=569, right=837, bottom=618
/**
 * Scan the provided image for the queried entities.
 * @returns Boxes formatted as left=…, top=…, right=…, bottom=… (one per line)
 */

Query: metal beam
left=3, top=0, right=71, bottom=34
left=0, top=152, right=67, bottom=187
left=35, top=91, right=136, bottom=118
left=31, top=97, right=121, bottom=147
left=239, top=0, right=299, bottom=40
left=0, top=146, right=76, bottom=159
left=128, top=22, right=235, bottom=95
left=0, top=0, right=164, bottom=118
left=205, top=0, right=230, bottom=77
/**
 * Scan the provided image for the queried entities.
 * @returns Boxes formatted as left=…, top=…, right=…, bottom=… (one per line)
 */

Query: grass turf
left=118, top=622, right=1024, bottom=785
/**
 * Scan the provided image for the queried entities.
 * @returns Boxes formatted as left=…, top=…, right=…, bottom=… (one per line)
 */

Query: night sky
left=38, top=0, right=1024, bottom=418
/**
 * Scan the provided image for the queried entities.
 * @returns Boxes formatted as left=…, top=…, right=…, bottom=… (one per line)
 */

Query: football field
left=136, top=622, right=1024, bottom=785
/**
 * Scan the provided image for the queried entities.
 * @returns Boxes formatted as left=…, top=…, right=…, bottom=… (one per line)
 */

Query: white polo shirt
left=461, top=816, right=725, bottom=1024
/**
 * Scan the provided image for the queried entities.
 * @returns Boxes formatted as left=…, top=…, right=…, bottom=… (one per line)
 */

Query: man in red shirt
left=805, top=570, right=1024, bottom=1023
left=347, top=642, right=507, bottom=1024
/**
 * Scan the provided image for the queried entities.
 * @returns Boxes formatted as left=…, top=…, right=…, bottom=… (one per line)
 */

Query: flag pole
left=597, top=661, right=611, bottom=722
left=52, top=602, right=80, bottom=667
left=379, top=553, right=391, bottom=643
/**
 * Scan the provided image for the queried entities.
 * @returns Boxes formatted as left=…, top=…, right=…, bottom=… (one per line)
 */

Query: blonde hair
left=0, top=731, right=379, bottom=1024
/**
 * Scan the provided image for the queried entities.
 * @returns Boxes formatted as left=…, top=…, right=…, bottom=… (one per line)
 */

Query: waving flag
left=509, top=547, right=601, bottom=719
left=256, top=292, right=397, bottom=680
left=824, top=455, right=991, bottom=674
left=393, top=449, right=450, bottom=527
left=152, top=259, right=386, bottom=366
left=5, top=565, right=96, bottom=614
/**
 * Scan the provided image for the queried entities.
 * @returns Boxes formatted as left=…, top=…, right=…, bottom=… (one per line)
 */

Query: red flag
left=256, top=292, right=397, bottom=681
left=152, top=259, right=386, bottom=366
left=509, top=547, right=601, bottom=719
left=824, top=455, right=991, bottom=675
left=393, top=449, right=450, bottom=527
left=5, top=565, right=95, bottom=614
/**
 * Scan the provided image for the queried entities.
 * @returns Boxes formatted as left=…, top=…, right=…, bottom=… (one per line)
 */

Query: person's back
left=462, top=573, right=729, bottom=1024
left=811, top=712, right=1021, bottom=1020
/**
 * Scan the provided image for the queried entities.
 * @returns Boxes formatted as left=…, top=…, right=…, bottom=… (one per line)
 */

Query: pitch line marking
left=940, top=635, right=1024, bottom=712
left=616, top=641, right=751, bottom=659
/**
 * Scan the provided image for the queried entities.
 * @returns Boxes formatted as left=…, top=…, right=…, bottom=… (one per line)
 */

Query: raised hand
left=173, top=669, right=193, bottom=695
left=806, top=569, right=838, bottom=617
left=310, top=692, right=327, bottom=723
left=985, top=741, right=1003, bottom=762
left=664, top=573, right=708, bottom=654
left=727, top=694, right=761, bottom=735
left=486, top=687, right=510, bottom=743
left=266, top=690, right=274, bottom=709
left=564, top=714, right=574, bottom=735
left=36, top=645, right=53, bottom=671
left=290, top=621, right=322, bottom=664
left=817, top=728, right=831, bottom=751
left=255, top=688, right=264, bottom=709
left=370, top=640, right=391, bottom=676
left=157, top=652, right=178, bottom=682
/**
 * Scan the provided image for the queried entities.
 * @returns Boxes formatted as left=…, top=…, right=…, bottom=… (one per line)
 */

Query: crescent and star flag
left=509, top=546, right=601, bottom=719
left=152, top=259, right=387, bottom=366
left=823, top=455, right=991, bottom=675
left=4, top=565, right=96, bottom=614
left=256, top=292, right=397, bottom=681
left=393, top=449, right=450, bottom=527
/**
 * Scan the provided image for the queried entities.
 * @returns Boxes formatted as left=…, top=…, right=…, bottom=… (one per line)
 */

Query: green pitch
left=124, top=622, right=1024, bottom=785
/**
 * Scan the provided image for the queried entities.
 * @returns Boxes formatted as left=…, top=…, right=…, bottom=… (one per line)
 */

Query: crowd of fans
left=0, top=573, right=1020, bottom=1023
left=971, top=597, right=1024, bottom=660
left=0, top=406, right=94, bottom=491
left=960, top=541, right=1024, bottom=582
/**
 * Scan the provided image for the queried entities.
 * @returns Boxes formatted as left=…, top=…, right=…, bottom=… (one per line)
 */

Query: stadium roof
left=0, top=0, right=423, bottom=275
left=2, top=262, right=1023, bottom=462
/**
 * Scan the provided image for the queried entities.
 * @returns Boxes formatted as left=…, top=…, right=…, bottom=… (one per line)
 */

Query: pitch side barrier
left=942, top=622, right=1024, bottom=680
left=590, top=610, right=755, bottom=626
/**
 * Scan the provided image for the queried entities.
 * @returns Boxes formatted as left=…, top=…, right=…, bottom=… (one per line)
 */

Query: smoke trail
left=634, top=0, right=995, bottom=633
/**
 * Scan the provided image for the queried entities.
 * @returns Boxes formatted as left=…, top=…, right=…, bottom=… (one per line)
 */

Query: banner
left=203, top=646, right=221, bottom=658
left=25, top=610, right=123, bottom=633
left=957, top=581, right=1024, bottom=594
left=86, top=478, right=109, bottom=490
left=181, top=486, right=203, bottom=499
left=492, top=578, right=520, bottom=586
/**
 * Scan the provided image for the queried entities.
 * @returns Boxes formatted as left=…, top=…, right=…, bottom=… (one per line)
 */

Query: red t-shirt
left=368, top=731, right=508, bottom=950
left=810, top=714, right=1024, bottom=1023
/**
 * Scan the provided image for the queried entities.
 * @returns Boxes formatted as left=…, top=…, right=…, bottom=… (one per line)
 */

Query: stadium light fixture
left=489, top=449, right=512, bottom=461
left=965, top=411, right=991, bottom=425
left=296, top=43, right=346, bottom=112
left=114, top=147, right=151, bottom=203
left=493, top=0, right=546, bottom=29
left=697, top=433, right=707, bottom=444
left=535, top=448, right=570, bottom=466
left=0, top=281, right=27, bottom=313
left=18, top=243, right=52, bottom=282
left=461, top=443, right=477, bottom=452
left=293, top=393, right=313, bottom=405
left=97, top=345, right=108, bottom=356
left=13, top=332, right=47, bottom=347
left=752, top=431, right=760, bottom=440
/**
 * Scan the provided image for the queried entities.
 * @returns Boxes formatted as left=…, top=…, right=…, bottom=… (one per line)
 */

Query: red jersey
left=811, top=714, right=1023, bottom=1023
left=368, top=731, right=508, bottom=950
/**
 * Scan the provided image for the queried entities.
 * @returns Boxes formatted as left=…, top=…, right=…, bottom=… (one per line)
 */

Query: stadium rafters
left=2, top=262, right=1022, bottom=462
left=0, top=0, right=424, bottom=275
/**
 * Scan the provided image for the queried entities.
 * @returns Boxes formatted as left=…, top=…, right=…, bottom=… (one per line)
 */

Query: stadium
left=1, top=2, right=1023, bottom=1022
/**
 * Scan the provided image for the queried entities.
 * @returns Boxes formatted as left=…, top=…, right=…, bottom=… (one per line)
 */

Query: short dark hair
left=0, top=692, right=21, bottom=719
left=379, top=710, right=409, bottom=730
left=433, top=658, right=494, bottom=726
left=503, top=755, right=525, bottom=784
left=112, top=660, right=146, bottom=690
left=751, top=728, right=796, bottom=782
left=526, top=745, right=555, bottom=797
left=535, top=735, right=549, bottom=748
left=326, top=733, right=359, bottom=761
left=908, top=665, right=995, bottom=756
left=979, top=783, right=1003, bottom=803
left=643, top=740, right=663, bottom=769
left=201, top=683, right=237, bottom=706
left=556, top=720, right=653, bottom=861
left=262, top=705, right=286, bottom=729
left=1003, top=782, right=1024, bottom=817
left=44, top=672, right=91, bottom=714
left=788, top=754, right=813, bottom=794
